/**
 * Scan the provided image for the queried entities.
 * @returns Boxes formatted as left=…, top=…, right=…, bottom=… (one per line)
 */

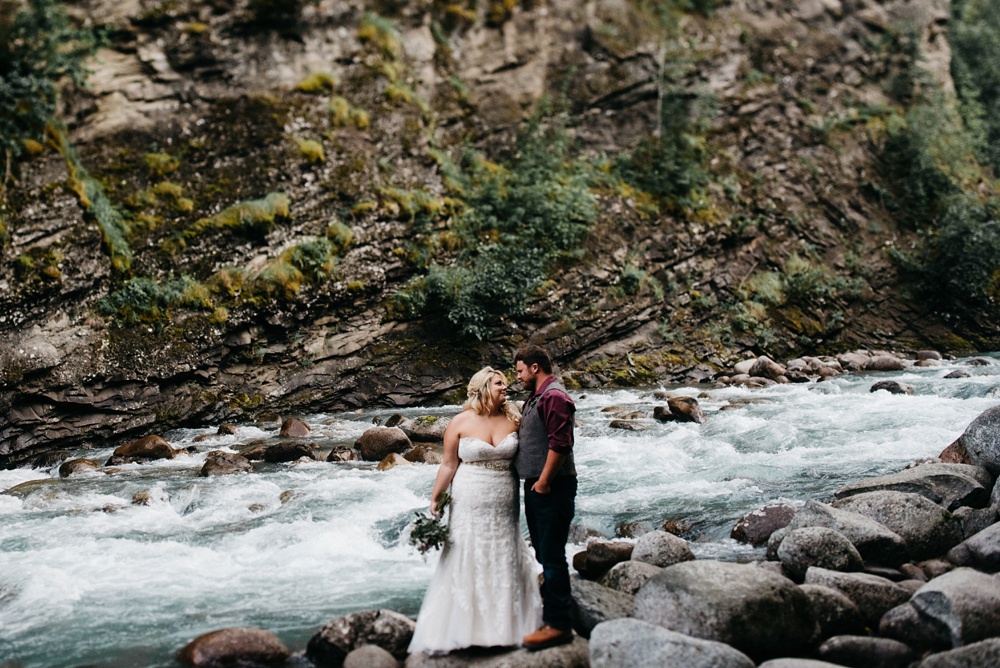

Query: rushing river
left=2, top=355, right=999, bottom=667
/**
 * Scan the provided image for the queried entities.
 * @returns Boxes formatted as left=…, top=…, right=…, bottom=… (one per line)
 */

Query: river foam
left=1, top=355, right=998, bottom=666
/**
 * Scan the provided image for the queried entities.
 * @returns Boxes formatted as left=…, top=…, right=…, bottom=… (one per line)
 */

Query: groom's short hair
left=514, top=345, right=553, bottom=374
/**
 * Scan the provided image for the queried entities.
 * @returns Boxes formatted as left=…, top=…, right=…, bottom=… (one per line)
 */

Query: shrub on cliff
left=390, top=111, right=597, bottom=340
left=613, top=89, right=714, bottom=211
left=0, top=0, right=102, bottom=164
left=952, top=0, right=1000, bottom=174
left=98, top=276, right=212, bottom=325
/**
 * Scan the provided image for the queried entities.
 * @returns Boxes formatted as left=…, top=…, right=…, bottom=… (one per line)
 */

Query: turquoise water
left=1, top=355, right=998, bottom=667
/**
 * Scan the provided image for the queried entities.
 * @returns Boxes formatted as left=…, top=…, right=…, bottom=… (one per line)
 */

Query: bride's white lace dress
left=408, top=432, right=542, bottom=654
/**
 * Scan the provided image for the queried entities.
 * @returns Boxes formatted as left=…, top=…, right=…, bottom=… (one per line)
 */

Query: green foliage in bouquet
left=409, top=492, right=451, bottom=555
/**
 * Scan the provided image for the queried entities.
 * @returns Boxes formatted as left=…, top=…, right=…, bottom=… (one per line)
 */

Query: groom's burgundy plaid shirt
left=527, top=376, right=575, bottom=457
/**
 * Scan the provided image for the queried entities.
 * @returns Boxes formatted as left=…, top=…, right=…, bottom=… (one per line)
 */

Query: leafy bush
left=98, top=276, right=212, bottom=324
left=898, top=194, right=1000, bottom=309
left=0, top=0, right=101, bottom=163
left=51, top=126, right=132, bottom=271
left=144, top=152, right=180, bottom=176
left=326, top=220, right=354, bottom=254
left=191, top=192, right=290, bottom=238
left=285, top=238, right=335, bottom=281
left=391, top=112, right=597, bottom=339
left=294, top=138, right=325, bottom=163
left=881, top=98, right=984, bottom=229
left=613, top=89, right=714, bottom=210
left=951, top=0, right=1000, bottom=173
left=296, top=71, right=337, bottom=94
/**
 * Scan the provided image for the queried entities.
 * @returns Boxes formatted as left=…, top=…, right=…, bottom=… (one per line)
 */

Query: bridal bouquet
left=409, top=492, right=451, bottom=555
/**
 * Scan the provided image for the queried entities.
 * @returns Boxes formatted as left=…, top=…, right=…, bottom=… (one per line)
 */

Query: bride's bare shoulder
left=447, top=408, right=477, bottom=430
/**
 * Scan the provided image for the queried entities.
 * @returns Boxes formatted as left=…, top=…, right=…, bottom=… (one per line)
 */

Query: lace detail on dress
left=408, top=432, right=542, bottom=654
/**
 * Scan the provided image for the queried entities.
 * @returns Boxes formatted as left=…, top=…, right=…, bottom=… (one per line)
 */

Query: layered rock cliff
left=1, top=0, right=997, bottom=466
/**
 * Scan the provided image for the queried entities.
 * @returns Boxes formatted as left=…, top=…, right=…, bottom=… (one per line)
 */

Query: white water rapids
left=1, top=355, right=999, bottom=667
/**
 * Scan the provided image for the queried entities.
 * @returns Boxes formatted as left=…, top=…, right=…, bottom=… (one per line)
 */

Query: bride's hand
left=429, top=497, right=440, bottom=518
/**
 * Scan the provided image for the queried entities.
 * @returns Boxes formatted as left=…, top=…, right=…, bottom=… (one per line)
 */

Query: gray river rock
left=631, top=530, right=695, bottom=568
left=178, top=627, right=290, bottom=667
left=917, top=638, right=1000, bottom=667
left=803, top=567, right=911, bottom=628
left=307, top=609, right=415, bottom=667
left=951, top=406, right=1000, bottom=475
left=633, top=560, right=815, bottom=661
left=570, top=577, right=634, bottom=638
left=589, top=618, right=755, bottom=668
left=780, top=500, right=909, bottom=566
left=834, top=463, right=993, bottom=511
left=798, top=584, right=865, bottom=640
left=777, top=527, right=863, bottom=581
left=832, top=490, right=965, bottom=561
left=816, top=635, right=915, bottom=668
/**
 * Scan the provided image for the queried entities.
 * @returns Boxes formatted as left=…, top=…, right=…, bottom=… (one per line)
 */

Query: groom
left=514, top=345, right=577, bottom=651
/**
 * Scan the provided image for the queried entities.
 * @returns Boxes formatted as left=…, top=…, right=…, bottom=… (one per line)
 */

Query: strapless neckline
left=460, top=432, right=518, bottom=449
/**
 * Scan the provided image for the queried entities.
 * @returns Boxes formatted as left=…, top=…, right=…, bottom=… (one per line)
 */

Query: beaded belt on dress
left=463, top=459, right=511, bottom=471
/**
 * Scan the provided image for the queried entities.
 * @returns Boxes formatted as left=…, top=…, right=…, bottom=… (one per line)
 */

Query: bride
left=407, top=367, right=542, bottom=654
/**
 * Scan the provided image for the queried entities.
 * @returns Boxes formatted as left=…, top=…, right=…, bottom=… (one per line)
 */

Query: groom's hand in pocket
left=530, top=480, right=551, bottom=494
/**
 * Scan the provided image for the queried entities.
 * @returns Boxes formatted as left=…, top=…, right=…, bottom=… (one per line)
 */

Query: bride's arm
left=429, top=412, right=463, bottom=516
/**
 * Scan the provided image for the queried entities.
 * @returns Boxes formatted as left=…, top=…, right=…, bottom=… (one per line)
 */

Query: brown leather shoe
left=522, top=624, right=574, bottom=651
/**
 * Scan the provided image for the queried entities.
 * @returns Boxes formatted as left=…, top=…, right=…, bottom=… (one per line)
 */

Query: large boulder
left=832, top=491, right=964, bottom=561
left=816, top=635, right=914, bottom=668
left=589, top=618, right=755, bottom=668
left=838, top=352, right=871, bottom=371
left=343, top=644, right=399, bottom=668
left=633, top=560, right=815, bottom=661
left=263, top=442, right=319, bottom=463
left=870, top=380, right=915, bottom=395
left=731, top=503, right=796, bottom=546
left=58, top=458, right=101, bottom=477
left=880, top=602, right=952, bottom=653
left=908, top=568, right=1000, bottom=648
left=834, top=463, right=992, bottom=512
left=377, top=453, right=413, bottom=471
left=782, top=500, right=909, bottom=567
left=576, top=539, right=634, bottom=579
left=803, top=567, right=911, bottom=628
left=200, top=450, right=253, bottom=476
left=384, top=415, right=450, bottom=442
left=403, top=444, right=444, bottom=465
left=946, top=521, right=1000, bottom=571
left=777, top=527, right=863, bottom=581
left=953, top=505, right=999, bottom=539
left=570, top=578, right=633, bottom=638
left=404, top=637, right=589, bottom=667
left=750, top=356, right=786, bottom=380
left=951, top=406, right=1000, bottom=475
left=631, top=531, right=695, bottom=568
left=327, top=448, right=361, bottom=463
left=106, top=435, right=180, bottom=465
left=279, top=417, right=311, bottom=437
left=178, top=627, right=289, bottom=667
left=916, top=638, right=1000, bottom=667
left=798, top=584, right=865, bottom=639
left=653, top=397, right=705, bottom=424
left=599, top=560, right=661, bottom=595
left=307, top=609, right=415, bottom=667
left=868, top=355, right=907, bottom=371
left=355, top=428, right=412, bottom=462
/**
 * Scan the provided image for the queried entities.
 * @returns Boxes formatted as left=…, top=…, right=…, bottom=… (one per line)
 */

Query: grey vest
left=515, top=380, right=577, bottom=479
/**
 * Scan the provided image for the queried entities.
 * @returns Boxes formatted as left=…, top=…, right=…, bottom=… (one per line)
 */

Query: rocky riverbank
left=124, top=386, right=1000, bottom=668
left=5, top=0, right=1000, bottom=471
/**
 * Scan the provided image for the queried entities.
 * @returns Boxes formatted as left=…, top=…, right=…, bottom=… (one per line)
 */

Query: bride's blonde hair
left=464, top=367, right=521, bottom=425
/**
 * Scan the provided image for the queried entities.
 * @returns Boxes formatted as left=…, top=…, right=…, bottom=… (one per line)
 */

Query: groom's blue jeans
left=524, top=475, right=577, bottom=631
